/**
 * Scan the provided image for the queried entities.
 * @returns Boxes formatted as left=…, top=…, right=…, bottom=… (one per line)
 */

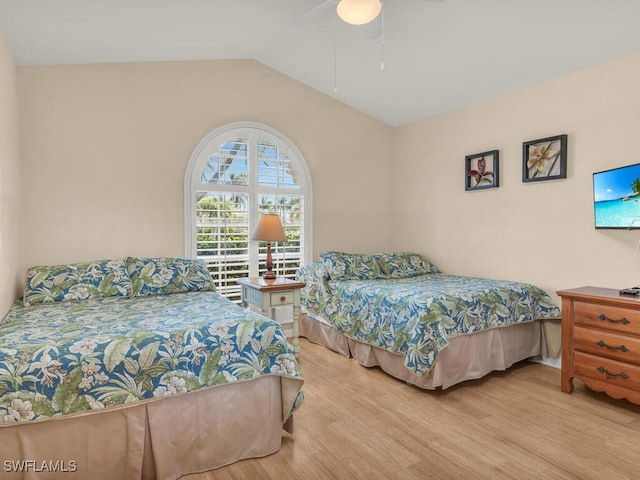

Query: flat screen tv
left=593, top=162, right=640, bottom=229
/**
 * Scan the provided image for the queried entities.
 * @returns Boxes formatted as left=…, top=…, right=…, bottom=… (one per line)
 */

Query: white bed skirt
left=300, top=312, right=545, bottom=389
left=0, top=375, right=287, bottom=480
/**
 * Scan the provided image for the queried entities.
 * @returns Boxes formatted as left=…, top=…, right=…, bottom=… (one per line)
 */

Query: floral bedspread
left=298, top=264, right=560, bottom=375
left=0, top=291, right=303, bottom=425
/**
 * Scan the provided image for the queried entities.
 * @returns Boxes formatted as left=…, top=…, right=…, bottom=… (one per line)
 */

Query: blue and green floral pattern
left=126, top=257, right=215, bottom=297
left=373, top=252, right=438, bottom=278
left=320, top=251, right=381, bottom=281
left=0, top=291, right=303, bottom=426
left=23, top=259, right=133, bottom=307
left=298, top=262, right=560, bottom=376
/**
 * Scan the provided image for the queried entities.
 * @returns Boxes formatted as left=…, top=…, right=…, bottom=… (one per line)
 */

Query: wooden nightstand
left=237, top=277, right=306, bottom=358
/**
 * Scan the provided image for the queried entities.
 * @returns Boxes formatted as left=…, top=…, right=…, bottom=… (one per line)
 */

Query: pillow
left=23, top=259, right=133, bottom=307
left=320, top=251, right=381, bottom=281
left=126, top=257, right=215, bottom=297
left=374, top=252, right=438, bottom=278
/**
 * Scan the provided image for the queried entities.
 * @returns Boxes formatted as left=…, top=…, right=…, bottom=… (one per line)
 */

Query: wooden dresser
left=557, top=286, right=640, bottom=405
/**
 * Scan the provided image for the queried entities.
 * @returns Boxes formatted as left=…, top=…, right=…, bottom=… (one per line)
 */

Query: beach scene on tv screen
left=594, top=163, right=640, bottom=228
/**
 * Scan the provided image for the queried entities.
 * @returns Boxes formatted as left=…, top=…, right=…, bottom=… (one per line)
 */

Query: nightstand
left=557, top=286, right=640, bottom=405
left=236, top=277, right=306, bottom=358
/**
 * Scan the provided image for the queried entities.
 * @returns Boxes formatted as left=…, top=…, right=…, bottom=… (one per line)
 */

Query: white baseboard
left=532, top=356, right=561, bottom=369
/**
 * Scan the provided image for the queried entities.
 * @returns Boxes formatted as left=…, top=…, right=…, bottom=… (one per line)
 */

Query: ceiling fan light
left=336, top=0, right=382, bottom=26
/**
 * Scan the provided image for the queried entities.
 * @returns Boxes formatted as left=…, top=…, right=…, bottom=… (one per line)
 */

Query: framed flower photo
left=522, top=134, right=567, bottom=182
left=465, top=150, right=499, bottom=191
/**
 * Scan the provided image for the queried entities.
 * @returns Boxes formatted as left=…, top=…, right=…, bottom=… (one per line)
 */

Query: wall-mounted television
left=593, top=162, right=640, bottom=229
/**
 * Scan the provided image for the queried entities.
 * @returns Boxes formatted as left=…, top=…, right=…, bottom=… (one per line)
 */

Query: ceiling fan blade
left=362, top=0, right=443, bottom=38
left=364, top=14, right=382, bottom=39
left=291, top=0, right=337, bottom=23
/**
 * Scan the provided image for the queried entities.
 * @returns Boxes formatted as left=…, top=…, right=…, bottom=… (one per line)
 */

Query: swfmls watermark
left=3, top=460, right=78, bottom=473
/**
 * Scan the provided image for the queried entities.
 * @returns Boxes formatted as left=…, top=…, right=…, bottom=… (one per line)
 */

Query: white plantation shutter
left=195, top=192, right=250, bottom=299
left=185, top=123, right=312, bottom=302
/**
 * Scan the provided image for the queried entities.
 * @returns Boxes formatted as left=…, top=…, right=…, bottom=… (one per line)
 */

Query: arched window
left=184, top=122, right=312, bottom=301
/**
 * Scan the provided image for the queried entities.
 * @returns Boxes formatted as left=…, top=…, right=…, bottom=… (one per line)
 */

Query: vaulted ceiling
left=2, top=0, right=640, bottom=126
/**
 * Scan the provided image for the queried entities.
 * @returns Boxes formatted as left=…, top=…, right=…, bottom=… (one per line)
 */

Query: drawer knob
left=596, top=340, right=629, bottom=352
left=280, top=296, right=286, bottom=302
left=598, top=313, right=630, bottom=325
left=596, top=366, right=629, bottom=380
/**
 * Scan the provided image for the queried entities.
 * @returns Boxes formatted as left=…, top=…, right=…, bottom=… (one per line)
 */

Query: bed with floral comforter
left=0, top=257, right=304, bottom=479
left=0, top=291, right=303, bottom=424
left=298, top=251, right=560, bottom=387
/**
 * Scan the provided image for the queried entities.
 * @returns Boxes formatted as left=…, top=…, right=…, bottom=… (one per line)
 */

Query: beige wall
left=17, top=60, right=393, bottom=272
left=392, top=52, right=640, bottom=300
left=16, top=52, right=640, bottom=305
left=0, top=32, right=22, bottom=316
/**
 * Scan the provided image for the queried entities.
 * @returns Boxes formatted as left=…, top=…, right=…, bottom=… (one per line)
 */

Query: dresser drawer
left=574, top=301, right=640, bottom=336
left=574, top=351, right=640, bottom=391
left=573, top=326, right=640, bottom=365
left=270, top=291, right=294, bottom=306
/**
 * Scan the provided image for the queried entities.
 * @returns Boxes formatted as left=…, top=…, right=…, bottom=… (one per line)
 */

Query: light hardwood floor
left=185, top=338, right=640, bottom=480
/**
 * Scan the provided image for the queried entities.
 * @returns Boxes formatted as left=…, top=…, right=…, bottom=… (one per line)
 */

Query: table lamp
left=250, top=214, right=286, bottom=280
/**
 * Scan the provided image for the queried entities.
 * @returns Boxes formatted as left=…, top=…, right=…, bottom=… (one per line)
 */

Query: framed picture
left=522, top=134, right=567, bottom=182
left=465, top=150, right=499, bottom=191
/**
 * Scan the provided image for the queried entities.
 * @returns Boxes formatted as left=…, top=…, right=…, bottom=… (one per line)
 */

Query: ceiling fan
left=292, top=0, right=444, bottom=39
left=292, top=0, right=445, bottom=91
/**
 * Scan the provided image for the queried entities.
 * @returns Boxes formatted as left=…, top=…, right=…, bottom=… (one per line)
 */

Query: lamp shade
left=336, top=0, right=382, bottom=26
left=250, top=214, right=286, bottom=242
